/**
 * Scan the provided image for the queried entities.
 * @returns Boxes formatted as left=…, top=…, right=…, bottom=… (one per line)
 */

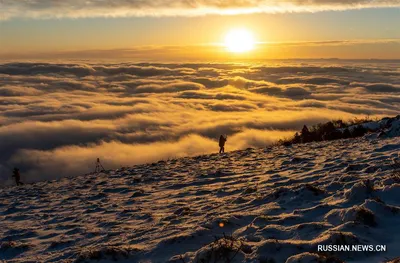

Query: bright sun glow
left=224, top=28, right=255, bottom=53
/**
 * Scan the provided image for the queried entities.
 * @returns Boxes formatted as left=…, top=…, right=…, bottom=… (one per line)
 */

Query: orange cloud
left=2, top=0, right=400, bottom=20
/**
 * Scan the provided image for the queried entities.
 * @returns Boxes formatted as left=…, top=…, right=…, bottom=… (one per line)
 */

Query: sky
left=0, top=1, right=400, bottom=60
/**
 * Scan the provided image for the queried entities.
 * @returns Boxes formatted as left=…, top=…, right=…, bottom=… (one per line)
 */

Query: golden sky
left=0, top=3, right=400, bottom=60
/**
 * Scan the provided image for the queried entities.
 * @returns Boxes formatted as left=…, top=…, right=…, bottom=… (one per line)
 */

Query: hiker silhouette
left=12, top=168, right=24, bottom=186
left=219, top=135, right=227, bottom=153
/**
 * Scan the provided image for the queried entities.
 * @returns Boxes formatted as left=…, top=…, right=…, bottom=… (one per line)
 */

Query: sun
left=224, top=28, right=255, bottom=53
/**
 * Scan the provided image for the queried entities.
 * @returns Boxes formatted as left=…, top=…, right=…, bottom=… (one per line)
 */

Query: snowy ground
left=1, top=136, right=399, bottom=263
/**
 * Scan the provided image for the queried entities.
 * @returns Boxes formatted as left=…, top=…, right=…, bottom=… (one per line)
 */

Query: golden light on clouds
left=224, top=28, right=255, bottom=53
left=1, top=1, right=400, bottom=20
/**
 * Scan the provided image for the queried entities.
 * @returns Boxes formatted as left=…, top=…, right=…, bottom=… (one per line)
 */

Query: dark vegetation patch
left=314, top=252, right=345, bottom=263
left=193, top=234, right=250, bottom=263
left=305, top=184, right=326, bottom=196
left=0, top=241, right=31, bottom=251
left=354, top=207, right=377, bottom=227
left=74, top=245, right=141, bottom=263
left=280, top=116, right=377, bottom=146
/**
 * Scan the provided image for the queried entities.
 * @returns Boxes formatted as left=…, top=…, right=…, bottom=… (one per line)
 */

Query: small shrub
left=315, top=253, right=345, bottom=263
left=348, top=116, right=376, bottom=126
left=364, top=179, right=375, bottom=194
left=258, top=257, right=276, bottom=263
left=272, top=188, right=287, bottom=199
left=372, top=196, right=384, bottom=204
left=193, top=234, right=246, bottom=263
left=75, top=246, right=139, bottom=263
left=0, top=241, right=30, bottom=251
left=244, top=185, right=257, bottom=194
left=342, top=128, right=351, bottom=139
left=351, top=125, right=368, bottom=137
left=305, top=184, right=326, bottom=196
left=281, top=140, right=292, bottom=147
left=354, top=207, right=377, bottom=227
left=49, top=239, right=73, bottom=249
left=332, top=232, right=359, bottom=246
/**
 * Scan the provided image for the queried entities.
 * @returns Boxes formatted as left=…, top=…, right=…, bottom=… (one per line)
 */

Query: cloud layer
left=0, top=60, right=399, bottom=185
left=3, top=40, right=400, bottom=61
left=1, top=0, right=400, bottom=19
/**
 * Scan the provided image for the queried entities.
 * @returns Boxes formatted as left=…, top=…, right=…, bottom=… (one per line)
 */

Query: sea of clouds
left=2, top=0, right=400, bottom=19
left=0, top=60, right=399, bottom=184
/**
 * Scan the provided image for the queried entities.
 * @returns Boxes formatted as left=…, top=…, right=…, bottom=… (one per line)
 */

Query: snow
left=349, top=115, right=400, bottom=137
left=1, top=136, right=400, bottom=263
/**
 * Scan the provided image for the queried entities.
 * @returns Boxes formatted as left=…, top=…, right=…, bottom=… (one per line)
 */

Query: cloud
left=134, top=82, right=205, bottom=93
left=295, top=100, right=326, bottom=108
left=349, top=82, right=400, bottom=93
left=208, top=102, right=258, bottom=112
left=1, top=61, right=400, bottom=185
left=277, top=77, right=349, bottom=85
left=364, top=84, right=400, bottom=93
left=0, top=63, right=195, bottom=78
left=95, top=65, right=196, bottom=77
left=1, top=0, right=400, bottom=20
left=9, top=135, right=217, bottom=182
left=283, top=87, right=312, bottom=98
left=0, top=120, right=114, bottom=159
left=249, top=86, right=311, bottom=99
left=257, top=66, right=351, bottom=74
left=0, top=85, right=43, bottom=96
left=8, top=129, right=295, bottom=182
left=0, top=63, right=95, bottom=76
left=178, top=90, right=247, bottom=100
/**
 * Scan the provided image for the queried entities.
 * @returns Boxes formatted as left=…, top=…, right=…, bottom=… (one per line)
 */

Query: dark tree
left=351, top=125, right=368, bottom=137
left=300, top=125, right=312, bottom=143
left=342, top=128, right=351, bottom=139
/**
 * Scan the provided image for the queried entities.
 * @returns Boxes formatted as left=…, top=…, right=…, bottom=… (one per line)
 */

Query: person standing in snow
left=12, top=167, right=24, bottom=186
left=219, top=135, right=227, bottom=153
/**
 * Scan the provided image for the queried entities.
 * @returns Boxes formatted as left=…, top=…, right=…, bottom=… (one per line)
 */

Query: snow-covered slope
left=350, top=115, right=400, bottom=138
left=1, top=136, right=400, bottom=263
